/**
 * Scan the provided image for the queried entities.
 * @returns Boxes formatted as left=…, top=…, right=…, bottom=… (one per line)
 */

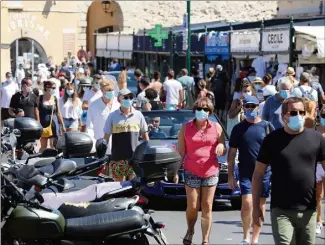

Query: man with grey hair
left=263, top=77, right=293, bottom=129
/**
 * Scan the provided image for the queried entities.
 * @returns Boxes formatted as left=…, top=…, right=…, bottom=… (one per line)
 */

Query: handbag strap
left=49, top=96, right=55, bottom=126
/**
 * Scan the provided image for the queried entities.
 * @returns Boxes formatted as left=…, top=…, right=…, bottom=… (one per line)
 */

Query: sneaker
left=316, top=222, right=323, bottom=234
left=240, top=241, right=250, bottom=245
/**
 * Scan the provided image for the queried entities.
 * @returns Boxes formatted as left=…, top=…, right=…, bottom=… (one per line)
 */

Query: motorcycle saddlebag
left=59, top=132, right=93, bottom=158
left=130, top=140, right=181, bottom=182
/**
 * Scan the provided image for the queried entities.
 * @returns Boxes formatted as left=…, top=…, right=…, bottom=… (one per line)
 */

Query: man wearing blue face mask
left=81, top=75, right=103, bottom=132
left=262, top=77, right=293, bottom=129
left=228, top=95, right=274, bottom=245
left=253, top=97, right=325, bottom=245
left=103, top=88, right=149, bottom=182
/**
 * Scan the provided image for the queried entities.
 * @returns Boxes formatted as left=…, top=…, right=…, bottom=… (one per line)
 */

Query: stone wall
left=77, top=1, right=278, bottom=48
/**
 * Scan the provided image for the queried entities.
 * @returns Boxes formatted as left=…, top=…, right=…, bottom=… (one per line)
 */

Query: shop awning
left=294, top=26, right=325, bottom=58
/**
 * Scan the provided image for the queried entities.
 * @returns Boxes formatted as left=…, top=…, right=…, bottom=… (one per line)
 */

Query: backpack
left=298, top=86, right=317, bottom=101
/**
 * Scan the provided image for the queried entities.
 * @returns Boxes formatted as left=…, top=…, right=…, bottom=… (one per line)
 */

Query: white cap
left=216, top=65, right=223, bottom=71
left=263, top=85, right=277, bottom=97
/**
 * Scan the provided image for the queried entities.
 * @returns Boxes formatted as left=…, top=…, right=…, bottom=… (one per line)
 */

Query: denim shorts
left=63, top=118, right=79, bottom=129
left=166, top=104, right=177, bottom=111
left=239, top=171, right=271, bottom=198
left=184, top=170, right=219, bottom=188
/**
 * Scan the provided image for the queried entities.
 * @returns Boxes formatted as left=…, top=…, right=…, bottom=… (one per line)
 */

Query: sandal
left=202, top=242, right=210, bottom=245
left=182, top=230, right=194, bottom=245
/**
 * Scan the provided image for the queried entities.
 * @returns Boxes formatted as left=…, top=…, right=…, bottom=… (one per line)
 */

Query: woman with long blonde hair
left=117, top=70, right=127, bottom=90
left=59, top=82, right=82, bottom=132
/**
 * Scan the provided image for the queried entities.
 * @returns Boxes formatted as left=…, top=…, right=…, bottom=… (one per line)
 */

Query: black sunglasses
left=244, top=104, right=257, bottom=109
left=123, top=95, right=134, bottom=100
left=196, top=107, right=210, bottom=112
left=288, top=110, right=306, bottom=116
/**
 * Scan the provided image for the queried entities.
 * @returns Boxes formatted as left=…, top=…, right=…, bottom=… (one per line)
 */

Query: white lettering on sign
left=8, top=14, right=50, bottom=40
left=262, top=29, right=290, bottom=52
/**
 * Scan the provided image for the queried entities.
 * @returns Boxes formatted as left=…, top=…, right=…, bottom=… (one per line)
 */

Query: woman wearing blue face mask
left=59, top=82, right=82, bottom=132
left=174, top=97, right=226, bottom=245
left=39, top=80, right=65, bottom=152
left=252, top=77, right=265, bottom=103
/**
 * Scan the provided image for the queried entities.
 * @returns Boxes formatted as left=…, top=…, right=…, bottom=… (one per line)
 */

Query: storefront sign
left=205, top=31, right=230, bottom=58
left=231, top=31, right=260, bottom=53
left=148, top=24, right=168, bottom=47
left=8, top=13, right=50, bottom=40
left=262, top=29, right=290, bottom=52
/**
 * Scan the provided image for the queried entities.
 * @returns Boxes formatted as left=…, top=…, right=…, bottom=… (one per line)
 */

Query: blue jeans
left=63, top=118, right=79, bottom=129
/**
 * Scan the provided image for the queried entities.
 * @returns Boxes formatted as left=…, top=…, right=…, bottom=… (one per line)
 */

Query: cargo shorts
left=109, top=160, right=135, bottom=178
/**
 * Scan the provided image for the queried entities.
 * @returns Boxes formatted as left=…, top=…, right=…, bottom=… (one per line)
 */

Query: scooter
left=1, top=173, right=168, bottom=245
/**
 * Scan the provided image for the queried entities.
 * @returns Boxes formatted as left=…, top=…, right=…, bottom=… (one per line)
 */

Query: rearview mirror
left=41, top=148, right=58, bottom=158
left=95, top=138, right=108, bottom=158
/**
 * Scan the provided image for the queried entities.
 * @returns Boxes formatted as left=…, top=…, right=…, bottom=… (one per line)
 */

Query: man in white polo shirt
left=163, top=69, right=183, bottom=110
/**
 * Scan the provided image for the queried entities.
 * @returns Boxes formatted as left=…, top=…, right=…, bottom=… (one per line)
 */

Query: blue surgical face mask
left=66, top=90, right=74, bottom=96
left=321, top=118, right=325, bottom=126
left=121, top=99, right=133, bottom=108
left=244, top=109, right=258, bottom=120
left=254, top=84, right=261, bottom=90
left=49, top=89, right=56, bottom=95
left=287, top=115, right=305, bottom=131
left=105, top=91, right=114, bottom=100
left=247, top=76, right=256, bottom=82
left=94, top=83, right=100, bottom=89
left=195, top=110, right=209, bottom=121
left=280, top=90, right=290, bottom=99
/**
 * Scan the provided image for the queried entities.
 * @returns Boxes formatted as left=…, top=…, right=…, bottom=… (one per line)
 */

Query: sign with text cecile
left=205, top=31, right=230, bottom=58
left=262, top=28, right=290, bottom=52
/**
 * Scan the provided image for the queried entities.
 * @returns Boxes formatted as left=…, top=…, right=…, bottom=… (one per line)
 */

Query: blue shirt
left=229, top=120, right=274, bottom=178
left=262, top=95, right=283, bottom=130
left=177, top=76, right=194, bottom=88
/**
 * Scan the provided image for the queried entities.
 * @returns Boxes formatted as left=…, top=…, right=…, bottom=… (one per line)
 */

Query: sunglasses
left=123, top=95, right=134, bottom=100
left=288, top=110, right=306, bottom=116
left=196, top=107, right=210, bottom=112
left=153, top=120, right=160, bottom=123
left=244, top=104, right=257, bottom=109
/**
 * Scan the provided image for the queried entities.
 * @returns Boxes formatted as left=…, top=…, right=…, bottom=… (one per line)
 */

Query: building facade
left=2, top=0, right=321, bottom=80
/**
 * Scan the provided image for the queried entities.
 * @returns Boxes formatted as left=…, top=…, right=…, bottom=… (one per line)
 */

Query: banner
left=205, top=31, right=230, bottom=58
left=231, top=31, right=260, bottom=53
left=262, top=29, right=290, bottom=52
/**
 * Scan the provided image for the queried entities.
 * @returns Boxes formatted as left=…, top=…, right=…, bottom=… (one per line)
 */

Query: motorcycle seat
left=33, top=158, right=56, bottom=168
left=65, top=209, right=146, bottom=238
left=37, top=158, right=76, bottom=176
left=58, top=196, right=139, bottom=219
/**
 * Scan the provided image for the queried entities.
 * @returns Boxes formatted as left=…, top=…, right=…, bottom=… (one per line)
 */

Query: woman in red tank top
left=174, top=97, right=227, bottom=245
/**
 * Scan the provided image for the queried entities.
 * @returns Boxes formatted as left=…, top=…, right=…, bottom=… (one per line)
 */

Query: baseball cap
left=118, top=88, right=134, bottom=97
left=248, top=67, right=256, bottom=74
left=216, top=65, right=223, bottom=71
left=243, top=95, right=259, bottom=105
left=300, top=72, right=310, bottom=82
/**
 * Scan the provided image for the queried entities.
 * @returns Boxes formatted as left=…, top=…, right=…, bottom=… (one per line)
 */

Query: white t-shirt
left=0, top=81, right=19, bottom=108
left=86, top=97, right=120, bottom=155
left=82, top=89, right=103, bottom=106
left=292, top=85, right=318, bottom=102
left=163, top=79, right=182, bottom=105
left=59, top=97, right=82, bottom=120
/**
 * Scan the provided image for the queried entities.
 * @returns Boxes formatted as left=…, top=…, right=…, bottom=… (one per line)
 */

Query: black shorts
left=1, top=108, right=11, bottom=121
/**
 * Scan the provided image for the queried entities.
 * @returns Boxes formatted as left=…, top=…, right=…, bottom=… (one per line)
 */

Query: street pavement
left=150, top=200, right=325, bottom=245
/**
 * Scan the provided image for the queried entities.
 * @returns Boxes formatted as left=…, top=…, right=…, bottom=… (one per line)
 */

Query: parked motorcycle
left=1, top=173, right=168, bottom=245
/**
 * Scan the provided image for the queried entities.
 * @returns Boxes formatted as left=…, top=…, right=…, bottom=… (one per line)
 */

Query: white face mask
left=7, top=78, right=13, bottom=83
left=26, top=86, right=32, bottom=93
left=243, top=91, right=252, bottom=97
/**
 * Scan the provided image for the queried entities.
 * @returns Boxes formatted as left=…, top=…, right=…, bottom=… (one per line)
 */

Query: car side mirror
left=41, top=148, right=58, bottom=158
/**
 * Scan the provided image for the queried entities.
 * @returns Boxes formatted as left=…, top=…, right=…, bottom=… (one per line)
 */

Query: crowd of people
left=1, top=59, right=325, bottom=245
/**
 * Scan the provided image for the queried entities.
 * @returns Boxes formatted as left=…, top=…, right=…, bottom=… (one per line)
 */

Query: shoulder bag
left=41, top=96, right=55, bottom=138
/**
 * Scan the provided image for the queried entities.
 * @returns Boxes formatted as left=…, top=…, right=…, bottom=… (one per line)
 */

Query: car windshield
left=142, top=110, right=229, bottom=140
left=108, top=72, right=137, bottom=87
